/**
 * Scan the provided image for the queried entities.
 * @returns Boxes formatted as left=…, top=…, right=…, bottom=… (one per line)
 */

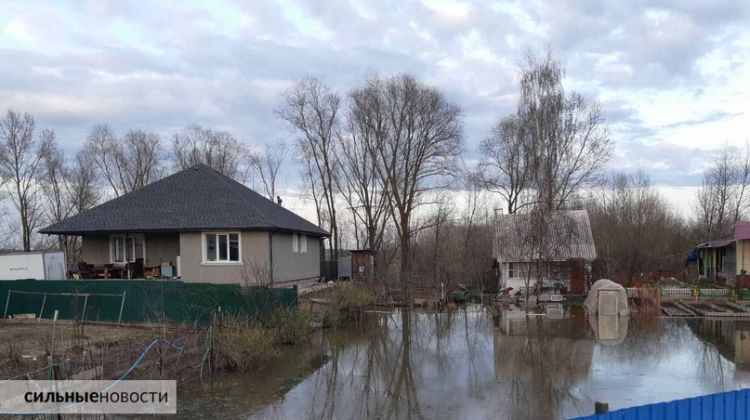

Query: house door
left=598, top=290, right=619, bottom=316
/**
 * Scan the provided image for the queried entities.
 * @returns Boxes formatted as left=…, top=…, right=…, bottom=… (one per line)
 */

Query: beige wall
left=179, top=231, right=270, bottom=284
left=737, top=239, right=750, bottom=274
left=271, top=233, right=320, bottom=284
left=144, top=233, right=180, bottom=266
left=80, top=235, right=109, bottom=264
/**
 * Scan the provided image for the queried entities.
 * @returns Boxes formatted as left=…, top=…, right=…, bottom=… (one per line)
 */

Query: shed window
left=292, top=233, right=299, bottom=254
left=204, top=232, right=240, bottom=263
left=508, top=263, right=515, bottom=278
left=300, top=234, right=308, bottom=254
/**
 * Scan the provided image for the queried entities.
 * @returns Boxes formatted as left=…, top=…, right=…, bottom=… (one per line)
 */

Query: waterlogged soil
left=178, top=308, right=750, bottom=419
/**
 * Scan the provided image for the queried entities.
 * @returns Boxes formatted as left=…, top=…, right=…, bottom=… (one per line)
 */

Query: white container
left=0, top=251, right=66, bottom=280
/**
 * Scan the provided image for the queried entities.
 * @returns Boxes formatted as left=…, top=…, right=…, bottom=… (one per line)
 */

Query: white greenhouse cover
left=584, top=279, right=629, bottom=316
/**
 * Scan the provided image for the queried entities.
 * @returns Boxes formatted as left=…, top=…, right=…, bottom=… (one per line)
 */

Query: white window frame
left=109, top=234, right=144, bottom=264
left=300, top=234, right=308, bottom=254
left=202, top=232, right=242, bottom=265
left=292, top=233, right=299, bottom=254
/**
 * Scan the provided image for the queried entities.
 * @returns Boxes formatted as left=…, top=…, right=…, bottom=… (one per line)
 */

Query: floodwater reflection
left=179, top=308, right=750, bottom=420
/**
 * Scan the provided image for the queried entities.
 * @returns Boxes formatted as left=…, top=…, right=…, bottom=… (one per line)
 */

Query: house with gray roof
left=40, top=164, right=328, bottom=286
left=493, top=209, right=596, bottom=293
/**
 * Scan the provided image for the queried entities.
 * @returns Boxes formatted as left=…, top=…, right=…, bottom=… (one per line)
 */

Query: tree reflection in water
left=181, top=309, right=750, bottom=420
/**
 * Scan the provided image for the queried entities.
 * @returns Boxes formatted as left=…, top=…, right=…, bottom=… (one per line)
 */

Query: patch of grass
left=323, top=283, right=374, bottom=326
left=214, top=314, right=279, bottom=371
left=270, top=307, right=310, bottom=345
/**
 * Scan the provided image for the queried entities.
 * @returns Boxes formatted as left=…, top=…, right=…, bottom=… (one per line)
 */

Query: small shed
left=584, top=279, right=629, bottom=316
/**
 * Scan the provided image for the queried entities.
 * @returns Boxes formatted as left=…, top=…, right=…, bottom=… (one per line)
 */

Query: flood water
left=179, top=307, right=750, bottom=419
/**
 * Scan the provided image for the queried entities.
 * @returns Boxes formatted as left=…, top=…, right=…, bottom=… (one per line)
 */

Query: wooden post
left=3, top=290, right=13, bottom=319
left=594, top=402, right=609, bottom=414
left=81, top=294, right=89, bottom=323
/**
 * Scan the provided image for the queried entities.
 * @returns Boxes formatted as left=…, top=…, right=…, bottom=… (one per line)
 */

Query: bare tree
left=40, top=130, right=71, bottom=250
left=0, top=109, right=52, bottom=251
left=249, top=142, right=287, bottom=201
left=479, top=116, right=533, bottom=214
left=85, top=125, right=164, bottom=197
left=363, top=75, right=463, bottom=281
left=278, top=78, right=341, bottom=263
left=588, top=171, right=692, bottom=283
left=486, top=52, right=611, bottom=211
left=695, top=143, right=750, bottom=240
left=172, top=125, right=248, bottom=180
left=340, top=81, right=393, bottom=258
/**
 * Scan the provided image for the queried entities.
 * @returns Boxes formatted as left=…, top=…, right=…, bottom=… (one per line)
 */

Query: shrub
left=323, top=283, right=373, bottom=326
left=214, top=314, right=279, bottom=371
left=270, top=307, right=310, bottom=345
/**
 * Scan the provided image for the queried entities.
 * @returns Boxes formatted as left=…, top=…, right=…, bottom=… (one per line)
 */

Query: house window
left=508, top=262, right=515, bottom=278
left=204, top=232, right=240, bottom=263
left=292, top=233, right=299, bottom=254
left=111, top=235, right=138, bottom=263
left=300, top=234, right=308, bottom=254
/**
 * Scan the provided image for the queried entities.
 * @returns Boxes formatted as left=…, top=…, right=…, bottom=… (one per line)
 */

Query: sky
left=1, top=0, right=749, bottom=216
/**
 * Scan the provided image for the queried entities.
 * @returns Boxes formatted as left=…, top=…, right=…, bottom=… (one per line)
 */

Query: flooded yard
left=179, top=307, right=750, bottom=419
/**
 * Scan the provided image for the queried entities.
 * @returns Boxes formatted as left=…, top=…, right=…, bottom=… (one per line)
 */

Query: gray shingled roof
left=494, top=210, right=596, bottom=262
left=40, top=164, right=329, bottom=237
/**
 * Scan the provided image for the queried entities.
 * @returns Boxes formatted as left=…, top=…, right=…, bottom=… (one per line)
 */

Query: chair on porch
left=77, top=261, right=95, bottom=279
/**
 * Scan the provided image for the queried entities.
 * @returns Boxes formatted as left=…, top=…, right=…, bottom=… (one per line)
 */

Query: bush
left=214, top=314, right=279, bottom=371
left=270, top=307, right=310, bottom=345
left=323, top=283, right=373, bottom=326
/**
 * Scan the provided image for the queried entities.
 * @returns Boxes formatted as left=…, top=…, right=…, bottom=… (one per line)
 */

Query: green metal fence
left=0, top=280, right=297, bottom=325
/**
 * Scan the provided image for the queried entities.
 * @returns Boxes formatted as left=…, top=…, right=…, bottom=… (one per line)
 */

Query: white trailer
left=0, top=251, right=66, bottom=280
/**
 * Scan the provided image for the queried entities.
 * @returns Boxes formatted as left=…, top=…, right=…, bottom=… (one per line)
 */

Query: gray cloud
left=0, top=0, right=747, bottom=188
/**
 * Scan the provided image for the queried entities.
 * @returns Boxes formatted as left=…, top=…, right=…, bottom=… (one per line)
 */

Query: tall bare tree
left=479, top=115, right=533, bottom=214
left=362, top=75, right=463, bottom=279
left=278, top=78, right=341, bottom=262
left=482, top=52, right=611, bottom=211
left=249, top=142, right=287, bottom=201
left=695, top=143, right=750, bottom=240
left=171, top=125, right=248, bottom=180
left=340, top=81, right=392, bottom=258
left=0, top=109, right=52, bottom=251
left=85, top=125, right=163, bottom=196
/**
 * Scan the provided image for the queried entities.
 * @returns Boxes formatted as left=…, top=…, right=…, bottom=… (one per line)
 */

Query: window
left=204, top=232, right=240, bottom=263
left=508, top=263, right=515, bottom=278
left=292, top=233, right=299, bottom=254
left=111, top=235, right=138, bottom=263
left=300, top=234, right=308, bottom=254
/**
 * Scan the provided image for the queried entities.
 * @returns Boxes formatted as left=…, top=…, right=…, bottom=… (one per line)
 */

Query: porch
left=76, top=232, right=181, bottom=279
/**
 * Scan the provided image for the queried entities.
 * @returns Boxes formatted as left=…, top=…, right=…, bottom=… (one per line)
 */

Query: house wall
left=737, top=239, right=750, bottom=275
left=271, top=233, right=321, bottom=285
left=80, top=235, right=109, bottom=264
left=500, top=261, right=574, bottom=292
left=144, top=233, right=180, bottom=266
left=179, top=231, right=270, bottom=284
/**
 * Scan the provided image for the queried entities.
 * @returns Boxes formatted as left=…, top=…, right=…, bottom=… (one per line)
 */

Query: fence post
left=117, top=291, right=127, bottom=327
left=37, top=293, right=47, bottom=322
left=81, top=294, right=89, bottom=323
left=3, top=290, right=12, bottom=319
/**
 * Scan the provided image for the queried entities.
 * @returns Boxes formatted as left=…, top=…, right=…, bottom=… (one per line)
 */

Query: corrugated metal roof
left=696, top=237, right=735, bottom=249
left=494, top=210, right=597, bottom=263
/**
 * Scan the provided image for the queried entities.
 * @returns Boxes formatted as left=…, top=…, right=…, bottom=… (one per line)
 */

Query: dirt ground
left=0, top=319, right=206, bottom=382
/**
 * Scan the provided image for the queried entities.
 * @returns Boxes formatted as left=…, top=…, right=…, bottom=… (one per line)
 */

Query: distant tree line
left=0, top=112, right=287, bottom=258
left=0, top=50, right=743, bottom=289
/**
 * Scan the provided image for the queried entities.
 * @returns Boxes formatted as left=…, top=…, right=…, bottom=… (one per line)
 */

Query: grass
left=323, top=283, right=374, bottom=326
left=270, top=307, right=310, bottom=345
left=214, top=313, right=279, bottom=371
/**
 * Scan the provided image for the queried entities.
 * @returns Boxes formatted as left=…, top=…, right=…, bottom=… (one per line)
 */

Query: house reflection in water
left=689, top=319, right=750, bottom=379
left=493, top=309, right=599, bottom=419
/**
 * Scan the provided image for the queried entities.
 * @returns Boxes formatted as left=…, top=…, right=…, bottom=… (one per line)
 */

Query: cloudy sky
left=1, top=0, right=748, bottom=207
